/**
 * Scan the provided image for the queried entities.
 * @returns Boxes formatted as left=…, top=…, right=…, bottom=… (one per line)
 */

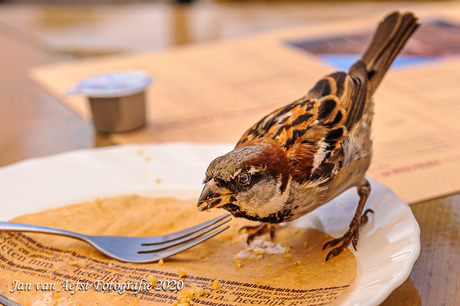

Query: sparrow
left=197, top=11, right=419, bottom=261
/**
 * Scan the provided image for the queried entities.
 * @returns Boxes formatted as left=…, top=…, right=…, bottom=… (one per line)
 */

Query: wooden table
left=1, top=2, right=459, bottom=305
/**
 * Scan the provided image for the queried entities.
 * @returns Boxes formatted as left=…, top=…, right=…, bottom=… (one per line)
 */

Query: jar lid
left=66, top=71, right=153, bottom=98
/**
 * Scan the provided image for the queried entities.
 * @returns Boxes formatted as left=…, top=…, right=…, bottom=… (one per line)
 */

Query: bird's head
left=197, top=141, right=291, bottom=220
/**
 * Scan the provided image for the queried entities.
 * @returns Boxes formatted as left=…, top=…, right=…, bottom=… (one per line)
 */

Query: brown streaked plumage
left=197, top=11, right=419, bottom=261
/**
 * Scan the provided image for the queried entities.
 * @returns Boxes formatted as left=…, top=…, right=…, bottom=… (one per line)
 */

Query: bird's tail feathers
left=362, top=11, right=419, bottom=96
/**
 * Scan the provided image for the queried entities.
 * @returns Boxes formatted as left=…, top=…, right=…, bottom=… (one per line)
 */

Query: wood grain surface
left=0, top=2, right=458, bottom=305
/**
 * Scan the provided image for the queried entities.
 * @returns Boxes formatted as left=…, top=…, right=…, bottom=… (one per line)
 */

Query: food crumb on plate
left=147, top=274, right=157, bottom=286
left=178, top=269, right=188, bottom=278
left=212, top=280, right=219, bottom=291
left=235, top=259, right=242, bottom=268
left=174, top=283, right=210, bottom=306
left=235, top=236, right=286, bottom=259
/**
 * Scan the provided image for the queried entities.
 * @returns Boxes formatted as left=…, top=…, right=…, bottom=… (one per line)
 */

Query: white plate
left=0, top=143, right=420, bottom=306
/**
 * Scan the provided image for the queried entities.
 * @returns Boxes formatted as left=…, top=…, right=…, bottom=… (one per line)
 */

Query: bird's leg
left=323, top=179, right=374, bottom=261
left=239, top=223, right=276, bottom=244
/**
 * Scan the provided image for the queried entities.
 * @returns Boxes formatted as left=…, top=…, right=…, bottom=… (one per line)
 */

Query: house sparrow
left=197, top=11, right=419, bottom=261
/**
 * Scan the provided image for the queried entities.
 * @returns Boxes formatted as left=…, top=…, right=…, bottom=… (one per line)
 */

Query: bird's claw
left=322, top=237, right=342, bottom=250
left=239, top=224, right=275, bottom=244
left=325, top=247, right=342, bottom=262
left=324, top=229, right=357, bottom=261
left=361, top=209, right=374, bottom=224
left=323, top=208, right=374, bottom=261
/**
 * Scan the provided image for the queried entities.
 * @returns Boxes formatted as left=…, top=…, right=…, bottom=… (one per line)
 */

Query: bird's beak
left=197, top=179, right=233, bottom=212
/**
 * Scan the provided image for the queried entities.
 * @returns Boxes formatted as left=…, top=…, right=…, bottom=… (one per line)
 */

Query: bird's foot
left=323, top=209, right=374, bottom=261
left=239, top=224, right=276, bottom=244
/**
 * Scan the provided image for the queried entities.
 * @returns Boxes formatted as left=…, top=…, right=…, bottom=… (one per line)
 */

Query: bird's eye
left=239, top=173, right=251, bottom=185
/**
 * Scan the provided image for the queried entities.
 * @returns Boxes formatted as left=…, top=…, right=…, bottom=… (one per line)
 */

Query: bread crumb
left=295, top=261, right=301, bottom=266
left=267, top=263, right=272, bottom=268
left=178, top=269, right=188, bottom=278
left=147, top=274, right=157, bottom=286
left=253, top=275, right=257, bottom=279
left=144, top=156, right=151, bottom=163
left=236, top=236, right=286, bottom=259
left=254, top=248, right=264, bottom=255
left=212, top=280, right=219, bottom=291
left=174, top=283, right=211, bottom=306
left=235, top=259, right=242, bottom=268
left=158, top=259, right=164, bottom=266
left=155, top=178, right=162, bottom=184
left=283, top=245, right=291, bottom=259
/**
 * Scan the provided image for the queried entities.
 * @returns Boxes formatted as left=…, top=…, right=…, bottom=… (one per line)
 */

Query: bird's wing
left=236, top=63, right=368, bottom=184
left=236, top=12, right=418, bottom=185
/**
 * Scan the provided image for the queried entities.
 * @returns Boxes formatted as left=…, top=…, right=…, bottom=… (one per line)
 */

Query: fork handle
left=0, top=221, right=89, bottom=242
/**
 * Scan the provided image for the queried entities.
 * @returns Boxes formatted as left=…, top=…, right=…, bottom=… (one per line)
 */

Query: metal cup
left=66, top=71, right=153, bottom=133
left=89, top=91, right=146, bottom=133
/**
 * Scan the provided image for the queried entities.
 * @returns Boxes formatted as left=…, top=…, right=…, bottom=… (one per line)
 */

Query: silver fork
left=0, top=293, right=23, bottom=306
left=0, top=213, right=231, bottom=263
